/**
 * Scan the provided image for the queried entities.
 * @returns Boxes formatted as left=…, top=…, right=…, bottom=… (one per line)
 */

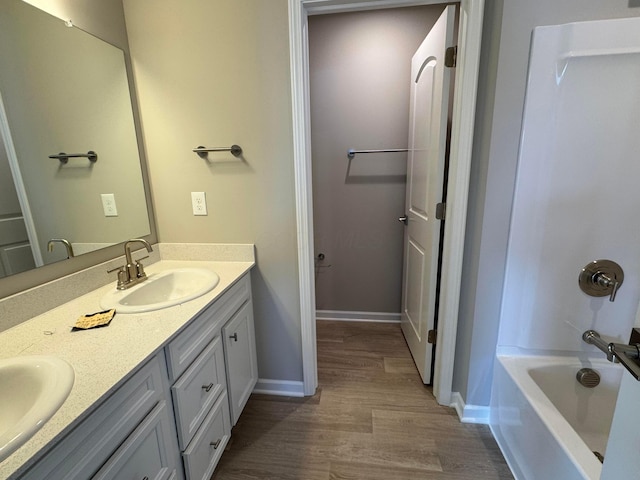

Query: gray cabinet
left=166, top=272, right=255, bottom=480
left=182, top=393, right=231, bottom=480
left=222, top=300, right=258, bottom=426
left=18, top=272, right=256, bottom=480
left=92, top=401, right=179, bottom=480
left=171, top=337, right=226, bottom=450
left=20, top=354, right=182, bottom=480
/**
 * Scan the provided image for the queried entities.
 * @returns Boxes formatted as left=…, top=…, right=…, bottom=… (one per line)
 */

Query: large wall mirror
left=0, top=0, right=151, bottom=280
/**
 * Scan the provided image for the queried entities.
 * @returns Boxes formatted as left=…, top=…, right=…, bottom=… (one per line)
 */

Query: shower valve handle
left=594, top=272, right=620, bottom=302
left=578, top=259, right=624, bottom=303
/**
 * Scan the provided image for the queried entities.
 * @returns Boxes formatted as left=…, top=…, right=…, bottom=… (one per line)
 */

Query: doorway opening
left=289, top=0, right=485, bottom=404
left=308, top=4, right=455, bottom=384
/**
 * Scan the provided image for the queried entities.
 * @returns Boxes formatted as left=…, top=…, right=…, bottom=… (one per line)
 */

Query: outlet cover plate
left=101, top=193, right=118, bottom=217
left=191, top=192, right=207, bottom=216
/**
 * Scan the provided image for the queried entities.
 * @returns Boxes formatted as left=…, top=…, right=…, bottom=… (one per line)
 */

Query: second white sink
left=100, top=268, right=220, bottom=313
left=0, top=355, right=74, bottom=462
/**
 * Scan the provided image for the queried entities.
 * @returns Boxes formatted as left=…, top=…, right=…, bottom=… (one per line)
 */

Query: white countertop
left=0, top=258, right=254, bottom=479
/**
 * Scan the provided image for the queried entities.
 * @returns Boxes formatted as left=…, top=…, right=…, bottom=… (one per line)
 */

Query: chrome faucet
left=47, top=238, right=74, bottom=258
left=107, top=238, right=153, bottom=290
left=583, top=329, right=640, bottom=380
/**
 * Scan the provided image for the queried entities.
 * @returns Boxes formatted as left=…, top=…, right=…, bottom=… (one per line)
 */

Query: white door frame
left=288, top=0, right=485, bottom=405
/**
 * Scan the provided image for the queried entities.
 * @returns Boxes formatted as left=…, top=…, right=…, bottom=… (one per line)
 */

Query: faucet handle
left=135, top=258, right=149, bottom=278
left=608, top=278, right=621, bottom=302
left=107, top=265, right=128, bottom=288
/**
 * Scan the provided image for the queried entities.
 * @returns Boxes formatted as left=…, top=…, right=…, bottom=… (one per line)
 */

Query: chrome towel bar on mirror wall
left=48, top=150, right=98, bottom=164
left=192, top=144, right=243, bottom=158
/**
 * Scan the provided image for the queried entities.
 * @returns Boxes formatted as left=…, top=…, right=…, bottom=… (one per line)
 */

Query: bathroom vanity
left=0, top=247, right=257, bottom=480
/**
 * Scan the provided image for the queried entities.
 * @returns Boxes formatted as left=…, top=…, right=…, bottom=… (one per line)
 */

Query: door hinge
left=445, top=46, right=457, bottom=68
left=435, top=202, right=446, bottom=220
left=428, top=329, right=437, bottom=345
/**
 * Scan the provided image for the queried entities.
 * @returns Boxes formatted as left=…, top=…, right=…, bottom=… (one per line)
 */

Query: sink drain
left=576, top=368, right=600, bottom=388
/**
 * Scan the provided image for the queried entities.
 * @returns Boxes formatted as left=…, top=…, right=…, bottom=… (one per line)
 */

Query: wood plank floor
left=212, top=321, right=513, bottom=479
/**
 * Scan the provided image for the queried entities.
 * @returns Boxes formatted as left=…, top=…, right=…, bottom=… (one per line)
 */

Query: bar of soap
left=72, top=309, right=116, bottom=331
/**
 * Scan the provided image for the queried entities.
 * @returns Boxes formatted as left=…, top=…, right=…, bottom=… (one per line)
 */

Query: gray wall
left=309, top=6, right=446, bottom=313
left=23, top=0, right=129, bottom=49
left=123, top=0, right=302, bottom=383
left=453, top=0, right=640, bottom=407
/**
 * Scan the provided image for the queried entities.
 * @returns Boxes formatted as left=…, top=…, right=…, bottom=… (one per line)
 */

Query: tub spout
left=583, top=329, right=640, bottom=380
left=582, top=330, right=614, bottom=361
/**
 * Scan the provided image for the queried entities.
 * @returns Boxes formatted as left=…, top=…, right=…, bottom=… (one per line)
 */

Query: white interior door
left=400, top=5, right=455, bottom=384
left=0, top=92, right=42, bottom=267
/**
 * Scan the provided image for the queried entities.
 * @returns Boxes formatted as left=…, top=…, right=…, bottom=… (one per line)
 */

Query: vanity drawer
left=92, top=400, right=180, bottom=480
left=182, top=392, right=231, bottom=480
left=165, top=274, right=250, bottom=382
left=21, top=354, right=167, bottom=480
left=171, top=336, right=226, bottom=450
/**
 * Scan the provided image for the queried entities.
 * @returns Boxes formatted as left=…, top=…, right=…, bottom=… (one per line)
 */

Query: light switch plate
left=191, top=192, right=207, bottom=215
left=101, top=193, right=118, bottom=216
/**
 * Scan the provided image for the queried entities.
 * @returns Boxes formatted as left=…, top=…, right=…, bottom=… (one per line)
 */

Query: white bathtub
left=491, top=355, right=622, bottom=480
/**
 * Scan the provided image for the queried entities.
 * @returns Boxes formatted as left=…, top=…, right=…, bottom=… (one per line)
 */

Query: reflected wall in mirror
left=0, top=0, right=150, bottom=278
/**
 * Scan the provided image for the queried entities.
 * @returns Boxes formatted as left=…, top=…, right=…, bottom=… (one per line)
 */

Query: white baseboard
left=253, top=378, right=305, bottom=397
left=450, top=391, right=490, bottom=425
left=316, top=310, right=401, bottom=323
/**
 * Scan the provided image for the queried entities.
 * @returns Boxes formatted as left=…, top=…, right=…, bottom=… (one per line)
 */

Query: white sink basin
left=100, top=268, right=220, bottom=313
left=0, top=355, right=74, bottom=462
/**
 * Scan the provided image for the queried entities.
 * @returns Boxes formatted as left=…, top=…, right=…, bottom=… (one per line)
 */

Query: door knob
left=398, top=215, right=408, bottom=225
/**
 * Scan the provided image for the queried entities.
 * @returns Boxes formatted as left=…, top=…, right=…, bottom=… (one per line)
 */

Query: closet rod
left=347, top=148, right=408, bottom=159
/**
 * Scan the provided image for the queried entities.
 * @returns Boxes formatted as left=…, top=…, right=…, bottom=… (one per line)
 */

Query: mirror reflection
left=0, top=0, right=150, bottom=279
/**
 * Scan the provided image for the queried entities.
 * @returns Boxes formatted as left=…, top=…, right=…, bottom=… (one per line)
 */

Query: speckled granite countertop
left=0, top=245, right=254, bottom=479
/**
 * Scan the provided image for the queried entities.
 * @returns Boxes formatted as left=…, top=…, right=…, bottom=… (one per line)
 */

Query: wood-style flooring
left=212, top=321, right=513, bottom=479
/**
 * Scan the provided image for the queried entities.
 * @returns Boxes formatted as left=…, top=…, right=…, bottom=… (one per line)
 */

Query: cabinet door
left=222, top=300, right=257, bottom=425
left=92, top=401, right=182, bottom=480
left=21, top=355, right=167, bottom=480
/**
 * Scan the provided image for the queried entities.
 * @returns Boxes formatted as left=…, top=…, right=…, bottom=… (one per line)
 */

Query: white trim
left=289, top=0, right=485, bottom=405
left=253, top=379, right=305, bottom=397
left=305, top=0, right=456, bottom=15
left=450, top=392, right=490, bottom=425
left=316, top=310, right=401, bottom=323
left=432, top=0, right=485, bottom=406
left=289, top=0, right=318, bottom=397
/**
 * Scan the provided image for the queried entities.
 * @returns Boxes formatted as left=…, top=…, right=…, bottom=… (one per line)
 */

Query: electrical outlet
left=191, top=191, right=208, bottom=216
left=101, top=193, right=118, bottom=216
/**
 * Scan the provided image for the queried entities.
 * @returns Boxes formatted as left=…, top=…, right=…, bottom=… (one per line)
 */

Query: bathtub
left=490, top=355, right=622, bottom=480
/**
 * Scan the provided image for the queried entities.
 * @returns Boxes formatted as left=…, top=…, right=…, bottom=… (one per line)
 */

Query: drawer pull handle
left=210, top=439, right=222, bottom=449
left=202, top=383, right=214, bottom=392
left=229, top=333, right=238, bottom=342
